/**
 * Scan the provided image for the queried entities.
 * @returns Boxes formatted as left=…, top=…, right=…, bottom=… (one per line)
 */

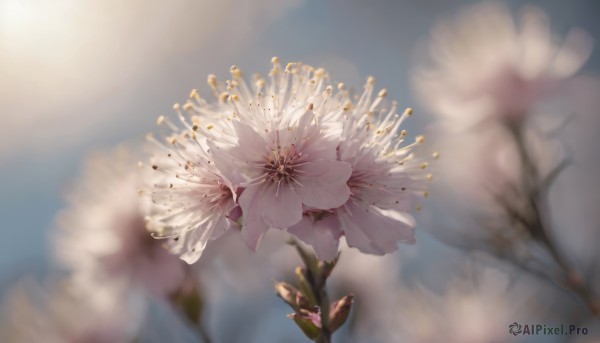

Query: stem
left=316, top=286, right=331, bottom=343
left=194, top=322, right=213, bottom=343
left=291, top=240, right=333, bottom=342
left=507, top=122, right=599, bottom=316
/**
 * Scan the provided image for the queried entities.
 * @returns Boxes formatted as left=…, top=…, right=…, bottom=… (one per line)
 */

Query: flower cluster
left=146, top=58, right=431, bottom=263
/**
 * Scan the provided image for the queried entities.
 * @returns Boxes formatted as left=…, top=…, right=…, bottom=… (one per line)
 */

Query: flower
left=0, top=278, right=143, bottom=343
left=145, top=116, right=240, bottom=263
left=209, top=64, right=352, bottom=249
left=413, top=2, right=593, bottom=126
left=145, top=59, right=429, bottom=262
left=288, top=79, right=431, bottom=260
left=385, top=266, right=552, bottom=343
left=54, top=148, right=186, bottom=297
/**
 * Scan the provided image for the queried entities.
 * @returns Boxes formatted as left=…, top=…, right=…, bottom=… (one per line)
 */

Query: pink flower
left=145, top=117, right=239, bottom=263
left=413, top=2, right=593, bottom=126
left=289, top=79, right=432, bottom=260
left=54, top=148, right=186, bottom=296
left=144, top=59, right=429, bottom=262
left=206, top=63, right=352, bottom=250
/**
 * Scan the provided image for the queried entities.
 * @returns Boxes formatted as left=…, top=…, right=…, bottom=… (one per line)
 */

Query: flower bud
left=328, top=293, right=354, bottom=332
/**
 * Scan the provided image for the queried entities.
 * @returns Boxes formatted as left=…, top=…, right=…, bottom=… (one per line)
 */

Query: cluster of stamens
left=264, top=144, right=302, bottom=184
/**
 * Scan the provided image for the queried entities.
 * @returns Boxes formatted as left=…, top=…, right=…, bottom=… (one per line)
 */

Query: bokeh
left=1, top=0, right=599, bottom=342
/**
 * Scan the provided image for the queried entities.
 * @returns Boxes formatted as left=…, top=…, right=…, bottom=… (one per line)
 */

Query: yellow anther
left=432, top=152, right=440, bottom=159
left=420, top=162, right=429, bottom=169
left=378, top=89, right=388, bottom=97
left=271, top=56, right=279, bottom=64
left=314, top=68, right=326, bottom=78
left=343, top=102, right=353, bottom=112
left=404, top=108, right=413, bottom=116
left=415, top=135, right=425, bottom=144
left=206, top=124, right=214, bottom=130
left=189, top=89, right=200, bottom=100
left=156, top=115, right=165, bottom=125
left=219, top=92, right=229, bottom=103
left=207, top=74, right=217, bottom=88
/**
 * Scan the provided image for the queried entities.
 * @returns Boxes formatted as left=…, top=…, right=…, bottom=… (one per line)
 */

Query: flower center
left=265, top=144, right=301, bottom=184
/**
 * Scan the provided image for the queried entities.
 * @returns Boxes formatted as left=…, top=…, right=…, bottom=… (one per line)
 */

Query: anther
left=207, top=74, right=217, bottom=88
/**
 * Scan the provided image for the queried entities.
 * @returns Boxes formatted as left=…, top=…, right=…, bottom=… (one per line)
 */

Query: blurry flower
left=54, top=148, right=186, bottom=297
left=414, top=1, right=593, bottom=126
left=389, top=267, right=540, bottom=343
left=0, top=277, right=143, bottom=343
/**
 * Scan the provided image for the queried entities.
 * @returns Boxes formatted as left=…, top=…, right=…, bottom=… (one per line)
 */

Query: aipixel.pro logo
left=509, top=322, right=588, bottom=336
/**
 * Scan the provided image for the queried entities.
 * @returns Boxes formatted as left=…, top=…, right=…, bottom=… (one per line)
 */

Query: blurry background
left=1, top=0, right=599, bottom=342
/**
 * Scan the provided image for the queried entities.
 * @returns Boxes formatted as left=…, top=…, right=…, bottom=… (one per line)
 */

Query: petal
left=288, top=215, right=341, bottom=261
left=551, top=28, right=593, bottom=78
left=339, top=201, right=415, bottom=255
left=232, top=120, right=268, bottom=163
left=259, top=182, right=303, bottom=229
left=238, top=185, right=270, bottom=250
left=206, top=139, right=246, bottom=186
left=295, top=160, right=352, bottom=209
left=239, top=182, right=303, bottom=248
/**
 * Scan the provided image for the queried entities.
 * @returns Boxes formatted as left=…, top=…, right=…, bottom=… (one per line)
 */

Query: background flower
left=413, top=1, right=593, bottom=126
left=54, top=148, right=186, bottom=297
